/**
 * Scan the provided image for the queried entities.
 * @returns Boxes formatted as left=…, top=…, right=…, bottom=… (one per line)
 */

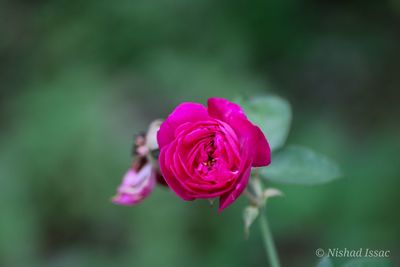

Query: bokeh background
left=1, top=1, right=399, bottom=267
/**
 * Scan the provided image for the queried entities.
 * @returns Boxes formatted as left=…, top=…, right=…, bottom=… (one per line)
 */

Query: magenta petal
left=218, top=163, right=252, bottom=211
left=209, top=97, right=271, bottom=168
left=208, top=98, right=253, bottom=151
left=207, top=98, right=246, bottom=123
left=159, top=145, right=195, bottom=201
left=157, top=103, right=209, bottom=148
left=251, top=126, right=271, bottom=167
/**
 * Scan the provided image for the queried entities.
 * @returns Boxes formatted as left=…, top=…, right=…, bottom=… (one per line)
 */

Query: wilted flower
left=112, top=158, right=156, bottom=205
left=112, top=120, right=165, bottom=206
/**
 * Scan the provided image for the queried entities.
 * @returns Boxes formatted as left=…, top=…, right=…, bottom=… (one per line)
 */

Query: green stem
left=259, top=208, right=281, bottom=267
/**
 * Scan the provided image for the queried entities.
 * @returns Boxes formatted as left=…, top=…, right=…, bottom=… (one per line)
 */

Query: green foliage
left=342, top=259, right=393, bottom=267
left=315, top=257, right=394, bottom=267
left=241, top=95, right=341, bottom=186
left=316, top=257, right=333, bottom=267
left=238, top=95, right=292, bottom=151
left=1, top=0, right=400, bottom=267
left=260, top=146, right=341, bottom=185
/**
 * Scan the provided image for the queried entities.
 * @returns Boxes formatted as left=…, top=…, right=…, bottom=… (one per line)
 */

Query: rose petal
left=218, top=161, right=252, bottom=211
left=209, top=97, right=271, bottom=167
left=159, top=144, right=196, bottom=201
left=251, top=125, right=271, bottom=167
left=208, top=98, right=246, bottom=123
left=157, top=103, right=209, bottom=148
left=218, top=138, right=253, bottom=211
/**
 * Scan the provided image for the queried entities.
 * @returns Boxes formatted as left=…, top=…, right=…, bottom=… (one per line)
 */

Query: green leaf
left=237, top=95, right=292, bottom=151
left=260, top=146, right=341, bottom=185
left=342, top=259, right=393, bottom=267
left=317, top=257, right=334, bottom=267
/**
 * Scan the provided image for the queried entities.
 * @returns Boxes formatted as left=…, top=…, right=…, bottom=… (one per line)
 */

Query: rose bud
left=157, top=98, right=271, bottom=211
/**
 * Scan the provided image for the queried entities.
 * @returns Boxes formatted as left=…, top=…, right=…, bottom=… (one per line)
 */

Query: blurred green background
left=1, top=0, right=399, bottom=266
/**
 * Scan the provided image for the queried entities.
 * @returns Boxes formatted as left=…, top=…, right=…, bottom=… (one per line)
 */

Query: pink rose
left=157, top=98, right=271, bottom=211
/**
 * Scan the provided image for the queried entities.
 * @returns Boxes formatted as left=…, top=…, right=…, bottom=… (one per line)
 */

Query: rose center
left=196, top=139, right=218, bottom=175
left=204, top=140, right=216, bottom=169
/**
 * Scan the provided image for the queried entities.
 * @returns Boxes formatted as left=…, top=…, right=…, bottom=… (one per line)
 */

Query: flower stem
left=259, top=208, right=281, bottom=267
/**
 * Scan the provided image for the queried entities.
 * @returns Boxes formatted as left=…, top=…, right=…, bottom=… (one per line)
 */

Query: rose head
left=157, top=98, right=271, bottom=211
